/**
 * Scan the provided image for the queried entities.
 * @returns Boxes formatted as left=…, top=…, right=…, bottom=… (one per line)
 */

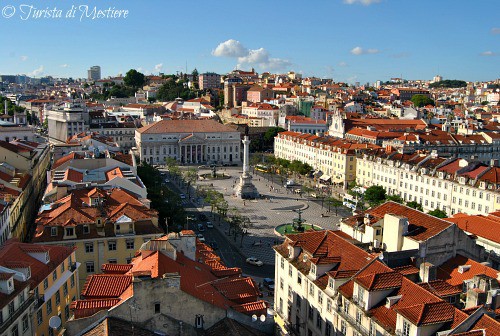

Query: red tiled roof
left=356, top=271, right=403, bottom=291
left=446, top=214, right=500, bottom=244
left=137, top=120, right=237, bottom=134
left=396, top=301, right=455, bottom=326
left=436, top=254, right=499, bottom=287
left=81, top=274, right=133, bottom=298
left=468, top=314, right=500, bottom=336
left=101, top=264, right=133, bottom=274
left=418, top=280, right=462, bottom=297
left=71, top=298, right=121, bottom=319
left=0, top=239, right=74, bottom=308
left=359, top=201, right=453, bottom=241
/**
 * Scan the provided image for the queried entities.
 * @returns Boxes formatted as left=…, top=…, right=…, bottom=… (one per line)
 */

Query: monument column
left=234, top=133, right=259, bottom=199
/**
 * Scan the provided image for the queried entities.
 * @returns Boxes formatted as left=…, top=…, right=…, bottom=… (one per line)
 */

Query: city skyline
left=0, top=0, right=498, bottom=83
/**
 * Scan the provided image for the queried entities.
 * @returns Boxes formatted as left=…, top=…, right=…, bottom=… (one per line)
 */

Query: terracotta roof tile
left=137, top=119, right=238, bottom=134
left=436, top=254, right=499, bottom=287
left=348, top=201, right=453, bottom=242
left=81, top=274, right=133, bottom=298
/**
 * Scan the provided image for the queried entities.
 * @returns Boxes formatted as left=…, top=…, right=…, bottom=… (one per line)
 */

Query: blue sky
left=0, top=0, right=498, bottom=83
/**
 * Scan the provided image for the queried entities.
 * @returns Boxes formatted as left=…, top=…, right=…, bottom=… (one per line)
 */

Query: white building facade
left=135, top=119, right=242, bottom=165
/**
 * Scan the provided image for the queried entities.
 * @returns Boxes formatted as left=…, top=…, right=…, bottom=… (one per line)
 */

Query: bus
left=255, top=164, right=270, bottom=173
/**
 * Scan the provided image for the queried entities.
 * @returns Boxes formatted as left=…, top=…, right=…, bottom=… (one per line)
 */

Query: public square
left=194, top=166, right=353, bottom=265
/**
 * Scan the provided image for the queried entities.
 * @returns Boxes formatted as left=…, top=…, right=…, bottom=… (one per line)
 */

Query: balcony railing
left=352, top=295, right=366, bottom=309
left=336, top=306, right=369, bottom=336
left=0, top=296, right=35, bottom=334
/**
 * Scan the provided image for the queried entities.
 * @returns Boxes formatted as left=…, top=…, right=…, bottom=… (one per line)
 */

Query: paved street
left=191, top=166, right=352, bottom=265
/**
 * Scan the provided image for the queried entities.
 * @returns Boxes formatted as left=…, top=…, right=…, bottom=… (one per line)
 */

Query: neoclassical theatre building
left=135, top=119, right=242, bottom=165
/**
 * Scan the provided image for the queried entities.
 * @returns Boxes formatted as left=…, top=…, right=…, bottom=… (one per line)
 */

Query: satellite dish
left=49, top=316, right=61, bottom=329
left=252, top=314, right=257, bottom=322
left=260, top=314, right=266, bottom=322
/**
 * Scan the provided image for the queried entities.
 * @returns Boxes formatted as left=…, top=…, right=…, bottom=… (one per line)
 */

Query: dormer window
left=51, top=227, right=57, bottom=236
left=83, top=225, right=90, bottom=234
left=65, top=227, right=74, bottom=236
left=328, top=278, right=334, bottom=289
left=310, top=264, right=316, bottom=274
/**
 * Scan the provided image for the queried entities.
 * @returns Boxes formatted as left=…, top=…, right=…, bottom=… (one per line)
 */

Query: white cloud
left=480, top=51, right=496, bottom=56
left=31, top=66, right=44, bottom=77
left=338, top=61, right=348, bottom=67
left=154, top=63, right=163, bottom=72
left=212, top=39, right=248, bottom=57
left=20, top=55, right=28, bottom=61
left=60, top=64, right=69, bottom=68
left=491, top=28, right=500, bottom=34
left=344, top=0, right=381, bottom=5
left=350, top=46, right=379, bottom=55
left=238, top=48, right=269, bottom=64
left=213, top=39, right=292, bottom=71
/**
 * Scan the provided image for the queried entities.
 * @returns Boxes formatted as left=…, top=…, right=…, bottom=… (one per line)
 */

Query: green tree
left=386, top=195, right=404, bottom=204
left=124, top=69, right=145, bottom=89
left=191, top=68, right=199, bottom=82
left=157, top=78, right=196, bottom=101
left=137, top=162, right=185, bottom=231
left=481, top=101, right=489, bottom=106
left=406, top=201, right=423, bottom=211
left=429, top=80, right=467, bottom=89
left=428, top=208, right=448, bottom=219
left=364, top=185, right=386, bottom=207
left=263, top=127, right=285, bottom=148
left=411, top=94, right=435, bottom=107
left=326, top=197, right=343, bottom=215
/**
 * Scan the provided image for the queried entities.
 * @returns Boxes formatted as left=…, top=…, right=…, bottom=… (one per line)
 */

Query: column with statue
left=234, top=126, right=259, bottom=199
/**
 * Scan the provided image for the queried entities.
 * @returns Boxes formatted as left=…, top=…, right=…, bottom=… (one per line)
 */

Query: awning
left=319, top=175, right=331, bottom=181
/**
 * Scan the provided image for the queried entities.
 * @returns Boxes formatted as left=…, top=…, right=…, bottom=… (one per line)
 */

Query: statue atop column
left=234, top=131, right=259, bottom=199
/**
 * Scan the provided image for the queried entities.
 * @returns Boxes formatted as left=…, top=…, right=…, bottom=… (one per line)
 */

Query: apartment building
left=33, top=187, right=162, bottom=289
left=198, top=72, right=221, bottom=90
left=44, top=153, right=146, bottom=202
left=0, top=139, right=50, bottom=240
left=356, top=150, right=500, bottom=215
left=0, top=239, right=79, bottom=336
left=273, top=227, right=498, bottom=336
left=273, top=230, right=374, bottom=336
left=135, top=119, right=241, bottom=165
left=446, top=212, right=500, bottom=268
left=67, top=231, right=273, bottom=335
left=274, top=132, right=378, bottom=186
left=339, top=202, right=484, bottom=267
left=89, top=122, right=137, bottom=152
left=382, top=130, right=500, bottom=163
left=45, top=101, right=89, bottom=144
left=334, top=259, right=499, bottom=336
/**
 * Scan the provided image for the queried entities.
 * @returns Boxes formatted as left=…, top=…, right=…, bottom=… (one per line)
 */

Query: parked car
left=263, top=278, right=275, bottom=290
left=206, top=221, right=213, bottom=228
left=196, top=234, right=205, bottom=242
left=197, top=223, right=205, bottom=232
left=179, top=193, right=186, bottom=199
left=246, top=257, right=264, bottom=266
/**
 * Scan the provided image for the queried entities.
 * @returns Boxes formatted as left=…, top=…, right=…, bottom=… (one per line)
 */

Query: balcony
left=70, top=262, right=77, bottom=272
left=336, top=306, right=369, bottom=336
left=0, top=296, right=34, bottom=334
left=352, top=295, right=366, bottom=309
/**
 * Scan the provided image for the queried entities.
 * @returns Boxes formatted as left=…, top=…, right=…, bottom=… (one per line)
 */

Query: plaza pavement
left=194, top=167, right=353, bottom=265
